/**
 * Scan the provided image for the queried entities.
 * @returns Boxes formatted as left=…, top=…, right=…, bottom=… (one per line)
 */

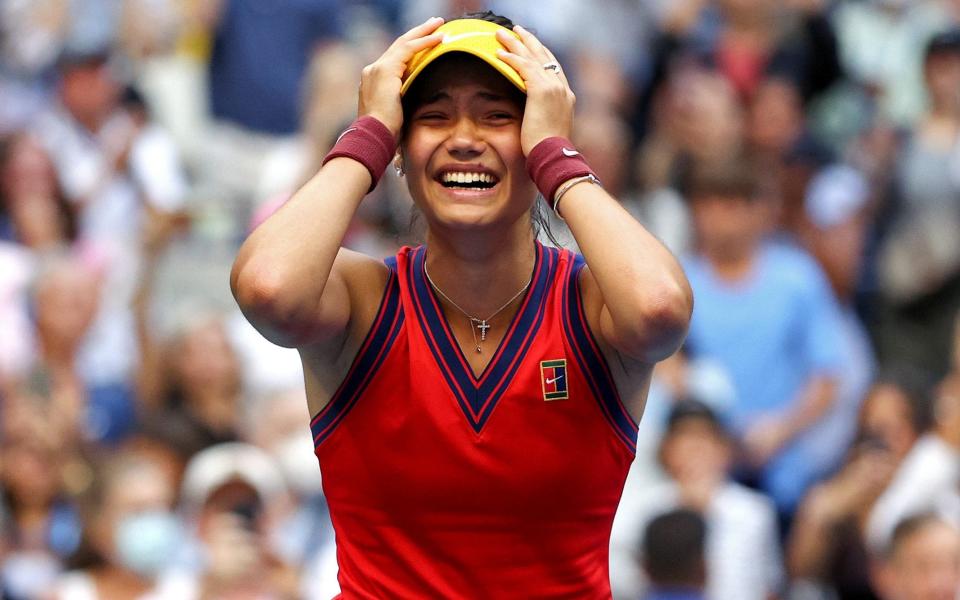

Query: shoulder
left=760, top=241, right=832, bottom=293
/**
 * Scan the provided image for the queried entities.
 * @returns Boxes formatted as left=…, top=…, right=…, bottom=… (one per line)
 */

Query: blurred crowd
left=1, top=0, right=960, bottom=599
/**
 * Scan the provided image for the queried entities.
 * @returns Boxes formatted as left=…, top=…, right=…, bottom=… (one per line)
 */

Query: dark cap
left=925, top=29, right=960, bottom=60
left=56, top=43, right=112, bottom=71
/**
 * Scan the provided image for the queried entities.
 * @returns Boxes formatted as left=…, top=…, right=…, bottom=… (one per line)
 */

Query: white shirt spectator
left=610, top=481, right=784, bottom=600
left=33, top=106, right=187, bottom=386
left=866, top=433, right=960, bottom=553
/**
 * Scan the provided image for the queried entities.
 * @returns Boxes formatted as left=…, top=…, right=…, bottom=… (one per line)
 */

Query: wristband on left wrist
left=525, top=137, right=599, bottom=216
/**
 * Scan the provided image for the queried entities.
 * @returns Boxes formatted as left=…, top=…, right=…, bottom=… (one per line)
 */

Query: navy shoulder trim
left=310, top=260, right=404, bottom=447
left=560, top=254, right=638, bottom=453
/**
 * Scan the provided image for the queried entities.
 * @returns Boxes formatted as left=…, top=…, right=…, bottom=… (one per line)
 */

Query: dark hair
left=0, top=132, right=79, bottom=243
left=641, top=508, right=707, bottom=588
left=924, top=28, right=960, bottom=61
left=665, top=398, right=727, bottom=437
left=871, top=365, right=936, bottom=434
left=684, top=156, right=763, bottom=201
left=459, top=10, right=515, bottom=29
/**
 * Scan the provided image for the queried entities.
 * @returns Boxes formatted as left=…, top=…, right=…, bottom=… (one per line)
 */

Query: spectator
left=833, top=0, right=956, bottom=127
left=787, top=372, right=932, bottom=599
left=26, top=257, right=105, bottom=444
left=0, top=131, right=77, bottom=381
left=0, top=131, right=77, bottom=248
left=634, top=0, right=841, bottom=141
left=610, top=399, right=783, bottom=600
left=30, top=44, right=189, bottom=434
left=176, top=442, right=298, bottom=599
left=52, top=452, right=189, bottom=599
left=137, top=313, right=245, bottom=461
left=866, top=371, right=960, bottom=552
left=0, top=417, right=82, bottom=600
left=873, top=513, right=960, bottom=600
left=639, top=508, right=708, bottom=600
left=679, top=155, right=845, bottom=517
left=192, top=0, right=345, bottom=230
left=875, top=28, right=960, bottom=378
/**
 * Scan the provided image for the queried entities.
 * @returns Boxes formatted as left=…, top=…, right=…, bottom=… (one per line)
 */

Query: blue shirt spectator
left=683, top=241, right=845, bottom=512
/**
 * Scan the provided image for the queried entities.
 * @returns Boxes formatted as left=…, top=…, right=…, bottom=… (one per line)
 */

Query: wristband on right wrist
left=322, top=116, right=397, bottom=193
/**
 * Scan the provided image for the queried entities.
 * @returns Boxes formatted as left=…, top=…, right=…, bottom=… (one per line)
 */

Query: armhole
left=560, top=254, right=639, bottom=453
left=310, top=258, right=404, bottom=448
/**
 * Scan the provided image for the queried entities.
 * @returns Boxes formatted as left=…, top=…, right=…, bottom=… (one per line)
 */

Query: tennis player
left=231, top=11, right=692, bottom=597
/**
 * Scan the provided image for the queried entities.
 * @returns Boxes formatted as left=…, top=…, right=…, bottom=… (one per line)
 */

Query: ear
left=393, top=151, right=404, bottom=177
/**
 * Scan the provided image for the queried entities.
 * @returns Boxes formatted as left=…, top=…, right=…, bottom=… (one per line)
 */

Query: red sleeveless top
left=311, top=243, right=638, bottom=598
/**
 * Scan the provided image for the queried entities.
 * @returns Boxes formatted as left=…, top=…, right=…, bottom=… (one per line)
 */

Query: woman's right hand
left=358, top=17, right=444, bottom=138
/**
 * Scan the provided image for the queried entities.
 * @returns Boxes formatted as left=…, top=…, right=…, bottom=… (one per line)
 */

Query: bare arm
left=559, top=184, right=693, bottom=362
left=744, top=375, right=837, bottom=464
left=496, top=27, right=692, bottom=365
left=230, top=19, right=444, bottom=349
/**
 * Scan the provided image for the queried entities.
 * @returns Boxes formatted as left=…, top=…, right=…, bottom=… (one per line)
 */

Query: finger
left=513, top=25, right=551, bottom=58
left=497, top=30, right=568, bottom=87
left=541, top=46, right=571, bottom=88
left=394, top=16, right=444, bottom=44
left=495, top=49, right=540, bottom=83
left=497, top=49, right=569, bottom=91
left=495, top=28, right=535, bottom=60
left=381, top=30, right=444, bottom=71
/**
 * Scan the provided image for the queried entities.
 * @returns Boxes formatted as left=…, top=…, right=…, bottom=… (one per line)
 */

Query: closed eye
left=416, top=112, right=448, bottom=122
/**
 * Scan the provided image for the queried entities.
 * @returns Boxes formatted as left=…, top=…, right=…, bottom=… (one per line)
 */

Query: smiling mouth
left=437, top=171, right=499, bottom=190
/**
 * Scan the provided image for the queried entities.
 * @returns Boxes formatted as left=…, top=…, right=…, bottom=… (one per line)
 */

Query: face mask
left=113, top=510, right=183, bottom=578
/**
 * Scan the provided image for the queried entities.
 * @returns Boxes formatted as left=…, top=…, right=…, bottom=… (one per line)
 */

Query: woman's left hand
left=495, top=26, right=575, bottom=155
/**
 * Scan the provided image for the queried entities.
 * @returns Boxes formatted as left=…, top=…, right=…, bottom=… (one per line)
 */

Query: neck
left=704, top=246, right=757, bottom=282
left=424, top=223, right=537, bottom=317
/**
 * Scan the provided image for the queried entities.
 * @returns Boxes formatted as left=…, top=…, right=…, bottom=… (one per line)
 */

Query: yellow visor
left=401, top=19, right=526, bottom=96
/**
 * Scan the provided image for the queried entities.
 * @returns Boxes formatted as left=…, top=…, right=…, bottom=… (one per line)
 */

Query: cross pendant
left=473, top=319, right=491, bottom=341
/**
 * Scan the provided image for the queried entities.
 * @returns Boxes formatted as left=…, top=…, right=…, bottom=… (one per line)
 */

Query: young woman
left=231, top=12, right=692, bottom=597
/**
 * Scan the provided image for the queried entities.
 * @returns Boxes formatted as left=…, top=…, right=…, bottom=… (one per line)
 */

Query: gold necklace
left=423, top=261, right=532, bottom=353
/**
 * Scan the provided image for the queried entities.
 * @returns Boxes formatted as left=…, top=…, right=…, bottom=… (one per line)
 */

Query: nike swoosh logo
left=546, top=375, right=564, bottom=385
left=561, top=148, right=580, bottom=157
left=442, top=31, right=496, bottom=44
left=335, top=127, right=357, bottom=144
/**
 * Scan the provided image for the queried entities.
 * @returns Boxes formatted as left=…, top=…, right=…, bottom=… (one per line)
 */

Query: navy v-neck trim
left=406, top=243, right=557, bottom=433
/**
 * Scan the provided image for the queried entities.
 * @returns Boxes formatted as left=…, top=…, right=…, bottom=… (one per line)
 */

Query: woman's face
left=173, top=319, right=240, bottom=397
left=401, top=56, right=535, bottom=232
left=860, top=383, right=919, bottom=461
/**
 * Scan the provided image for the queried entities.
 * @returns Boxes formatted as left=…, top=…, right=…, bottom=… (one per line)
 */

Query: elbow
left=617, top=280, right=693, bottom=362
left=231, top=259, right=296, bottom=324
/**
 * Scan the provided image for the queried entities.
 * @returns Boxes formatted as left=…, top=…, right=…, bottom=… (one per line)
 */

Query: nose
left=444, top=116, right=485, bottom=158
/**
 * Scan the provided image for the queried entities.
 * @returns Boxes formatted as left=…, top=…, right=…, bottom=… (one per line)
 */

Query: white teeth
left=441, top=172, right=496, bottom=184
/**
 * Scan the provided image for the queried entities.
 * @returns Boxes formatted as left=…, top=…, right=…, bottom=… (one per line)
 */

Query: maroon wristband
left=526, top=137, right=596, bottom=203
left=322, top=116, right=397, bottom=193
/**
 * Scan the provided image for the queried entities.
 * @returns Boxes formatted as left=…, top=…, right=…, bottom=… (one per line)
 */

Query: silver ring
left=542, top=61, right=561, bottom=74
